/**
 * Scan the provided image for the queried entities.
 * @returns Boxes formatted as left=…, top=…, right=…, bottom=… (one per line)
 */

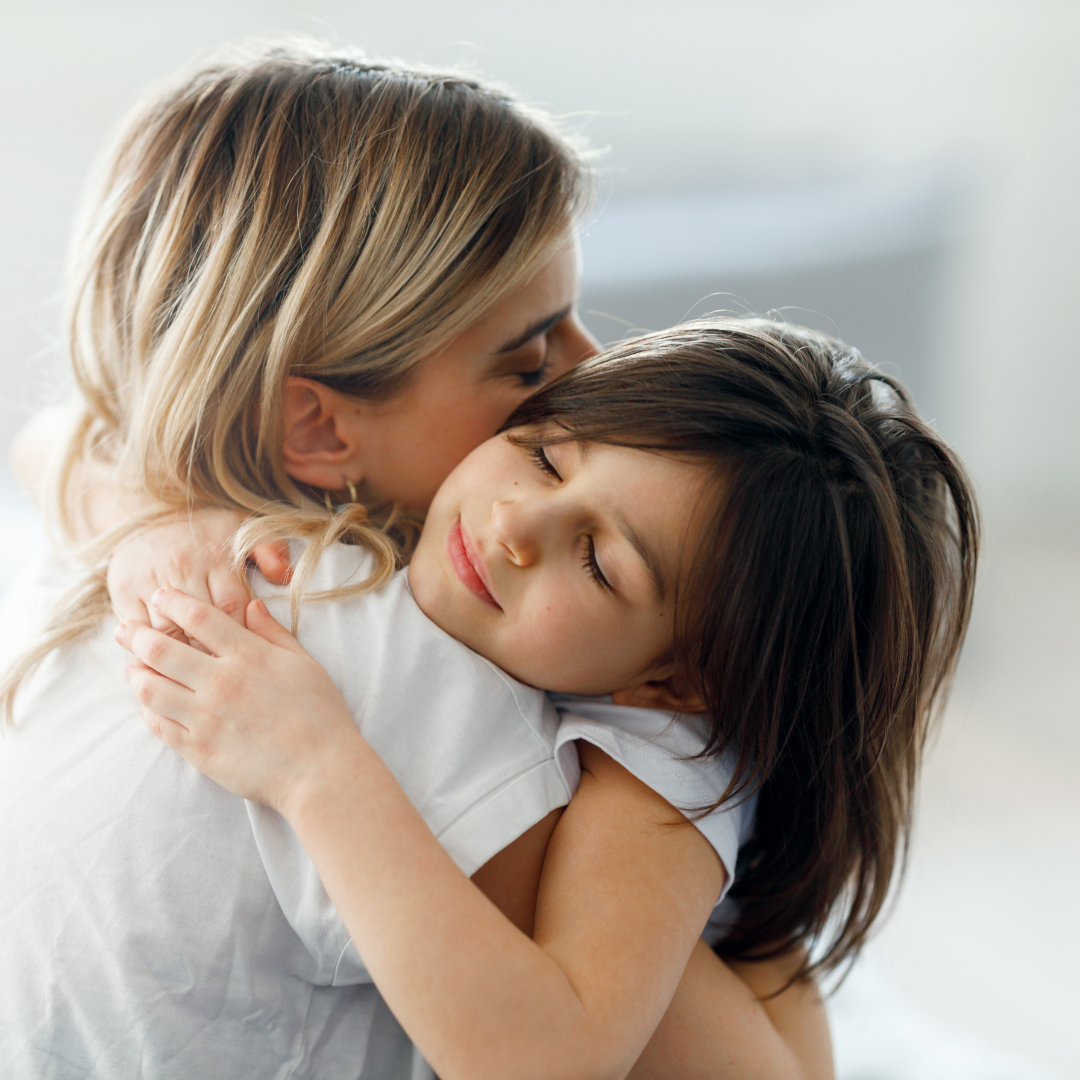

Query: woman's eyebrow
left=497, top=306, right=571, bottom=353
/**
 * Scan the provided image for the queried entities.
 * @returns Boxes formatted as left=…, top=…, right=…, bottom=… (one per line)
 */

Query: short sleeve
left=549, top=694, right=756, bottom=908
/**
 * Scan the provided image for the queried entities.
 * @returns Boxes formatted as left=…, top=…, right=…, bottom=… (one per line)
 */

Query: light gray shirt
left=0, top=545, right=568, bottom=1079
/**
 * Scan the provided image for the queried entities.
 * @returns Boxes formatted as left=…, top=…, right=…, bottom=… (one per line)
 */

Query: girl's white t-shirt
left=0, top=542, right=752, bottom=1079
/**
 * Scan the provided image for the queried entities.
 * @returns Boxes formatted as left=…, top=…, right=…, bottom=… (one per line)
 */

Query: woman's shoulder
left=250, top=539, right=408, bottom=635
left=253, top=539, right=559, bottom=766
left=251, top=540, right=570, bottom=885
left=0, top=545, right=89, bottom=664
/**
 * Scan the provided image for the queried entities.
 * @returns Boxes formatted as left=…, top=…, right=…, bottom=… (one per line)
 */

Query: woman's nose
left=569, top=319, right=601, bottom=363
left=548, top=316, right=601, bottom=381
left=570, top=319, right=604, bottom=362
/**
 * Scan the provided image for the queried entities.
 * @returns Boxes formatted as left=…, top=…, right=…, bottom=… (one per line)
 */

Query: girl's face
left=342, top=240, right=598, bottom=513
left=408, top=431, right=712, bottom=696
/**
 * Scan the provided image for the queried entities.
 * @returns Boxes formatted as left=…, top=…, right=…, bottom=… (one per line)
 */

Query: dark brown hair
left=503, top=318, right=979, bottom=978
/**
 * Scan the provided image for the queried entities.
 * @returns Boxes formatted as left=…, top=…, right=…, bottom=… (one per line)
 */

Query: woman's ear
left=281, top=377, right=364, bottom=489
left=610, top=677, right=707, bottom=714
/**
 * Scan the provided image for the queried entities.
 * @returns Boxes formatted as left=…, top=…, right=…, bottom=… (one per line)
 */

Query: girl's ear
left=611, top=678, right=707, bottom=714
left=281, top=377, right=363, bottom=489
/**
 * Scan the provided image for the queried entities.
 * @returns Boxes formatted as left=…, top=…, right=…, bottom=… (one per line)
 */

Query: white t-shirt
left=0, top=544, right=568, bottom=1079
left=550, top=694, right=756, bottom=936
left=0, top=542, right=754, bottom=1078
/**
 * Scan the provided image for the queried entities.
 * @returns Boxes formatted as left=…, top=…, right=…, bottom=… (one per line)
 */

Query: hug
left=0, top=38, right=978, bottom=1080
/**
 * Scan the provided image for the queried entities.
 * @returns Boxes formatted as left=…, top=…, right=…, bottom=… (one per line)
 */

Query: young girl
left=1, top=39, right=832, bottom=1080
left=118, top=320, right=979, bottom=1080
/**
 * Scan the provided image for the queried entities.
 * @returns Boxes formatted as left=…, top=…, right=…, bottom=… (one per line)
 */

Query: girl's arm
left=464, top=789, right=833, bottom=1080
left=9, top=404, right=122, bottom=540
left=118, top=592, right=829, bottom=1080
left=628, top=941, right=834, bottom=1080
left=547, top=747, right=833, bottom=1080
left=119, top=591, right=718, bottom=1080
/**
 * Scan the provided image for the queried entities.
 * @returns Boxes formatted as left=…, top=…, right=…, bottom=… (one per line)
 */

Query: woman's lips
left=447, top=520, right=501, bottom=609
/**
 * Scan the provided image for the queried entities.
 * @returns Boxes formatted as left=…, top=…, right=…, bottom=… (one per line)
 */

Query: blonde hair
left=1, top=38, right=592, bottom=720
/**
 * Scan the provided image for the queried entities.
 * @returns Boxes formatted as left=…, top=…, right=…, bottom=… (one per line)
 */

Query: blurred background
left=0, top=1, right=1076, bottom=1075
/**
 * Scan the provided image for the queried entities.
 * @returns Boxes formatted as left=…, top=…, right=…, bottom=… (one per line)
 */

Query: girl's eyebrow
left=497, top=307, right=571, bottom=353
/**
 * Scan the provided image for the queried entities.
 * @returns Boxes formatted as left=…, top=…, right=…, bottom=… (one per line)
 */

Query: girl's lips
left=447, top=520, right=501, bottom=609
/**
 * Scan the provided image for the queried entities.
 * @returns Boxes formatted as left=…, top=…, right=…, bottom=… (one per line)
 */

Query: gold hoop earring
left=323, top=480, right=359, bottom=512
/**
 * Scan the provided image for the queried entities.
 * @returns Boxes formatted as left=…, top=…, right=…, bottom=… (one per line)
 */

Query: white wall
left=1, top=0, right=1076, bottom=518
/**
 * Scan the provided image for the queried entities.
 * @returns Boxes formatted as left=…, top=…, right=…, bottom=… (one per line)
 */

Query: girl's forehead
left=568, top=440, right=711, bottom=498
left=548, top=439, right=711, bottom=561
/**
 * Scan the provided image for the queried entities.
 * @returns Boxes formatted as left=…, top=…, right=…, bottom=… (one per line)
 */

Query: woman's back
left=0, top=544, right=569, bottom=1078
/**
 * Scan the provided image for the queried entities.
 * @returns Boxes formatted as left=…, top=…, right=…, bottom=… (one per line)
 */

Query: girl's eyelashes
left=530, top=446, right=561, bottom=479
left=582, top=536, right=612, bottom=592
left=527, top=445, right=611, bottom=593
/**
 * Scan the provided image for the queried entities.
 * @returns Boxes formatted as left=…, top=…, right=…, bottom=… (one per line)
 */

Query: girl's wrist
left=278, top=727, right=375, bottom=827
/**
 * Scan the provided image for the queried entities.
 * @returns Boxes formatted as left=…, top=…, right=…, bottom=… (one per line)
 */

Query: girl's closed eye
left=527, top=444, right=609, bottom=591
left=582, top=536, right=612, bottom=592
left=531, top=445, right=561, bottom=479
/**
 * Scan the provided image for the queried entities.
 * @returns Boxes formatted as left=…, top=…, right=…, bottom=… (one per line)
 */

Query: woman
left=3, top=40, right=830, bottom=1079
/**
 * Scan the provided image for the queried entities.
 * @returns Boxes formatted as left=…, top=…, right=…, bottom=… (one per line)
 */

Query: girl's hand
left=108, top=510, right=293, bottom=640
left=114, top=588, right=358, bottom=815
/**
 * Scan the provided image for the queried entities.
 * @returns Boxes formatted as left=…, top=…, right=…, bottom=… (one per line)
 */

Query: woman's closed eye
left=517, top=353, right=552, bottom=387
left=505, top=337, right=551, bottom=387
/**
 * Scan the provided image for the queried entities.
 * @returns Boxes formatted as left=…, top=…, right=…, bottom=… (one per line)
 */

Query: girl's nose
left=490, top=497, right=542, bottom=567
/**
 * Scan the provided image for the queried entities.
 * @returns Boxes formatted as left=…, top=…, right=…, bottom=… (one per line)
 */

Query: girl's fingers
left=116, top=621, right=213, bottom=687
left=251, top=540, right=293, bottom=586
left=207, top=564, right=252, bottom=625
left=147, top=608, right=194, bottom=646
left=245, top=599, right=307, bottom=654
left=147, top=573, right=213, bottom=647
left=130, top=599, right=154, bottom=630
left=126, top=659, right=199, bottom=723
left=140, top=706, right=193, bottom=756
left=149, top=588, right=248, bottom=655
